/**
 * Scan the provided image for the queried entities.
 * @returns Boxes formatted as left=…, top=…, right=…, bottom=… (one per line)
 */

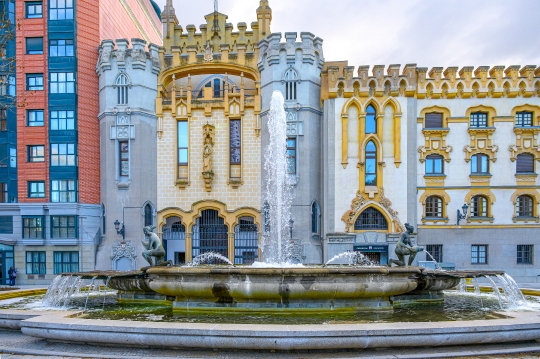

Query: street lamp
left=114, top=219, right=125, bottom=240
left=457, top=203, right=469, bottom=225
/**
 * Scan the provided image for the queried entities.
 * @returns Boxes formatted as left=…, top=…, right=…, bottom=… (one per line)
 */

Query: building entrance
left=0, top=244, right=14, bottom=285
left=192, top=209, right=228, bottom=263
left=162, top=216, right=186, bottom=265
left=354, top=244, right=388, bottom=265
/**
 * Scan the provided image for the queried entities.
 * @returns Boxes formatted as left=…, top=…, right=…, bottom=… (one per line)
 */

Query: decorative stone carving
left=509, top=127, right=540, bottom=162
left=464, top=126, right=498, bottom=162
left=202, top=124, right=215, bottom=192
left=111, top=241, right=137, bottom=270
left=341, top=187, right=404, bottom=234
left=204, top=40, right=213, bottom=62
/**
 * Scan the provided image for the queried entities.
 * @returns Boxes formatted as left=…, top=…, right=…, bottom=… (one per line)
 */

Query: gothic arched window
left=284, top=68, right=298, bottom=101
left=144, top=203, right=153, bottom=227
left=354, top=207, right=388, bottom=230
left=365, top=141, right=377, bottom=186
left=311, top=201, right=320, bottom=234
left=115, top=73, right=130, bottom=105
left=366, top=105, right=377, bottom=134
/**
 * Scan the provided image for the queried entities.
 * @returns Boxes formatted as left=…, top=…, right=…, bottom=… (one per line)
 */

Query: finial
left=214, top=0, right=218, bottom=13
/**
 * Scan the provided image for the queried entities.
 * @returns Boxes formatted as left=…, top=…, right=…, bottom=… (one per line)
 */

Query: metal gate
left=192, top=209, right=228, bottom=262
left=234, top=216, right=259, bottom=265
left=162, top=216, right=186, bottom=265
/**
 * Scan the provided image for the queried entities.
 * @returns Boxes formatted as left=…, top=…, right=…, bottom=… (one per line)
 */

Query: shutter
left=425, top=113, right=443, bottom=128
left=517, top=154, right=534, bottom=173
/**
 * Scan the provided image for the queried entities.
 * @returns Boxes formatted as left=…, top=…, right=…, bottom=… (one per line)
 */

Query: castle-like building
left=64, top=1, right=540, bottom=282
left=94, top=1, right=540, bottom=282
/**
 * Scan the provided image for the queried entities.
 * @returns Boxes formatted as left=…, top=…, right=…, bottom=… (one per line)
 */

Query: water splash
left=424, top=251, right=443, bottom=270
left=456, top=278, right=467, bottom=293
left=485, top=276, right=504, bottom=310
left=187, top=252, right=234, bottom=266
left=261, top=91, right=295, bottom=264
left=325, top=251, right=374, bottom=266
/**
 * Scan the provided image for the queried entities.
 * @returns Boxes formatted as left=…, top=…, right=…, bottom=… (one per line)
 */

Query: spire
left=163, top=0, right=178, bottom=39
left=257, top=0, right=272, bottom=38
left=212, top=0, right=220, bottom=33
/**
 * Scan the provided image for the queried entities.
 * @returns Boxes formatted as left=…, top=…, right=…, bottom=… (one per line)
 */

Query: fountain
left=2, top=91, right=540, bottom=350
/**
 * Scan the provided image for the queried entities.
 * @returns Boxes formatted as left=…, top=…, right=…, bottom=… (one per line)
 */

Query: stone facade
left=96, top=39, right=160, bottom=270
left=258, top=32, right=325, bottom=264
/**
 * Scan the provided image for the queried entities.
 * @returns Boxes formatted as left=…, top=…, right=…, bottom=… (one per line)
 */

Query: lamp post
left=114, top=219, right=125, bottom=240
left=457, top=203, right=469, bottom=225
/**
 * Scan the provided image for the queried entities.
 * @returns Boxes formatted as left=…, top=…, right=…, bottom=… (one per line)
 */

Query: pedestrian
left=8, top=266, right=16, bottom=286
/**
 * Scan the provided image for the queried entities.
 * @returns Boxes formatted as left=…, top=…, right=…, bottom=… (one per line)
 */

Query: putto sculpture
left=142, top=225, right=167, bottom=266
left=388, top=223, right=424, bottom=267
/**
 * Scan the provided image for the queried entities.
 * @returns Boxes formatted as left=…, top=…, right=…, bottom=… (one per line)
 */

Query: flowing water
left=261, top=91, right=294, bottom=264
left=325, top=251, right=375, bottom=266
left=187, top=252, right=234, bottom=266
left=424, top=252, right=443, bottom=270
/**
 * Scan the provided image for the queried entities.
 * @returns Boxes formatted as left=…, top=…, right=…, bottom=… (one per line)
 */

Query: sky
left=153, top=0, right=540, bottom=70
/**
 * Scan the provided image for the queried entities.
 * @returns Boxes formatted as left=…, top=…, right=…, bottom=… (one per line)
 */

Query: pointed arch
left=114, top=71, right=132, bottom=87
left=425, top=82, right=433, bottom=99
left=353, top=204, right=390, bottom=232
left=487, top=81, right=495, bottom=98
left=341, top=96, right=363, bottom=115
left=311, top=200, right=321, bottom=234
left=441, top=82, right=449, bottom=99
left=380, top=97, right=401, bottom=113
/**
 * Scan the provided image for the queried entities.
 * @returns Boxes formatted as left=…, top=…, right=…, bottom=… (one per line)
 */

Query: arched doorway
left=192, top=209, right=229, bottom=263
left=353, top=207, right=389, bottom=264
left=234, top=216, right=258, bottom=265
left=162, top=216, right=186, bottom=265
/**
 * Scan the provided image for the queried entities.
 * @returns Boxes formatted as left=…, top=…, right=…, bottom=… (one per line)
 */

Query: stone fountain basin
left=138, top=266, right=423, bottom=313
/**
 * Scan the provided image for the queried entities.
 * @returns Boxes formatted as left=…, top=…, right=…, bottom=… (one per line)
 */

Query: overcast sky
left=153, top=0, right=540, bottom=70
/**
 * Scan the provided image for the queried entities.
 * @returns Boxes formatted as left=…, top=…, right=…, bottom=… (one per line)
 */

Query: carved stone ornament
left=132, top=48, right=147, bottom=63
left=341, top=188, right=404, bottom=234
left=202, top=124, right=215, bottom=192
left=204, top=40, right=213, bottom=62
left=111, top=241, right=137, bottom=270
left=100, top=47, right=112, bottom=64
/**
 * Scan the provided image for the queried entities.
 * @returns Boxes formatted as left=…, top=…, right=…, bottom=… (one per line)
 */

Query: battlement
left=321, top=63, right=540, bottom=100
left=96, top=38, right=161, bottom=75
left=257, top=32, right=324, bottom=70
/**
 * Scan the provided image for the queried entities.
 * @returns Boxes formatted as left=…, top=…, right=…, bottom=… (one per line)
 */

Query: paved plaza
left=1, top=328, right=540, bottom=359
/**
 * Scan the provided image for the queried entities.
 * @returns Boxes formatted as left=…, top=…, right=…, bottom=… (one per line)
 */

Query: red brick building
left=0, top=0, right=161, bottom=285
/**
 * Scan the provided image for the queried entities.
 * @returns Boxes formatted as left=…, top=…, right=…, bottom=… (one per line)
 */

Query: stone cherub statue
left=388, top=223, right=424, bottom=267
left=142, top=225, right=167, bottom=267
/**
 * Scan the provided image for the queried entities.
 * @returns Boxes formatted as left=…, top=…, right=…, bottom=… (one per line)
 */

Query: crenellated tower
left=258, top=32, right=325, bottom=264
left=96, top=38, right=160, bottom=270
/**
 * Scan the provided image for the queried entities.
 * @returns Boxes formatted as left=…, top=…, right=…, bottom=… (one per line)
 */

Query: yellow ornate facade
left=155, top=1, right=271, bottom=264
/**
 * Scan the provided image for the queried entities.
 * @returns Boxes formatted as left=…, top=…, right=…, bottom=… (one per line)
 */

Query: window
left=365, top=141, right=377, bottom=185
left=49, top=39, right=74, bottom=57
left=517, top=245, right=533, bottom=265
left=26, top=1, right=43, bottom=18
left=354, top=207, right=388, bottom=230
left=51, top=216, right=77, bottom=238
left=0, top=109, right=6, bottom=131
left=471, top=245, right=488, bottom=264
left=49, top=0, right=74, bottom=20
left=286, top=138, right=296, bottom=174
left=115, top=73, right=129, bottom=105
left=470, top=195, right=488, bottom=217
left=516, top=112, right=533, bottom=127
left=230, top=120, right=241, bottom=165
left=470, top=112, right=488, bottom=128
left=25, top=37, right=43, bottom=54
left=471, top=154, right=489, bottom=174
left=27, top=110, right=44, bottom=127
left=28, top=181, right=45, bottom=198
left=425, top=155, right=444, bottom=175
left=365, top=105, right=377, bottom=134
left=27, top=145, right=45, bottom=162
left=425, top=112, right=443, bottom=128
left=284, top=68, right=298, bottom=101
left=311, top=201, right=320, bottom=234
left=51, top=180, right=76, bottom=202
left=23, top=217, right=44, bottom=238
left=516, top=153, right=535, bottom=173
left=516, top=195, right=534, bottom=217
left=425, top=196, right=443, bottom=217
left=26, top=74, right=44, bottom=90
left=196, top=79, right=228, bottom=99
left=0, top=216, right=13, bottom=234
left=213, top=78, right=221, bottom=98
left=0, top=183, right=7, bottom=203
left=7, top=75, right=15, bottom=96
left=26, top=251, right=46, bottom=274
left=426, top=245, right=443, bottom=263
left=50, top=143, right=76, bottom=166
left=54, top=251, right=79, bottom=274
left=119, top=141, right=129, bottom=177
left=144, top=204, right=153, bottom=227
left=50, top=72, right=75, bottom=93
left=50, top=110, right=75, bottom=130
